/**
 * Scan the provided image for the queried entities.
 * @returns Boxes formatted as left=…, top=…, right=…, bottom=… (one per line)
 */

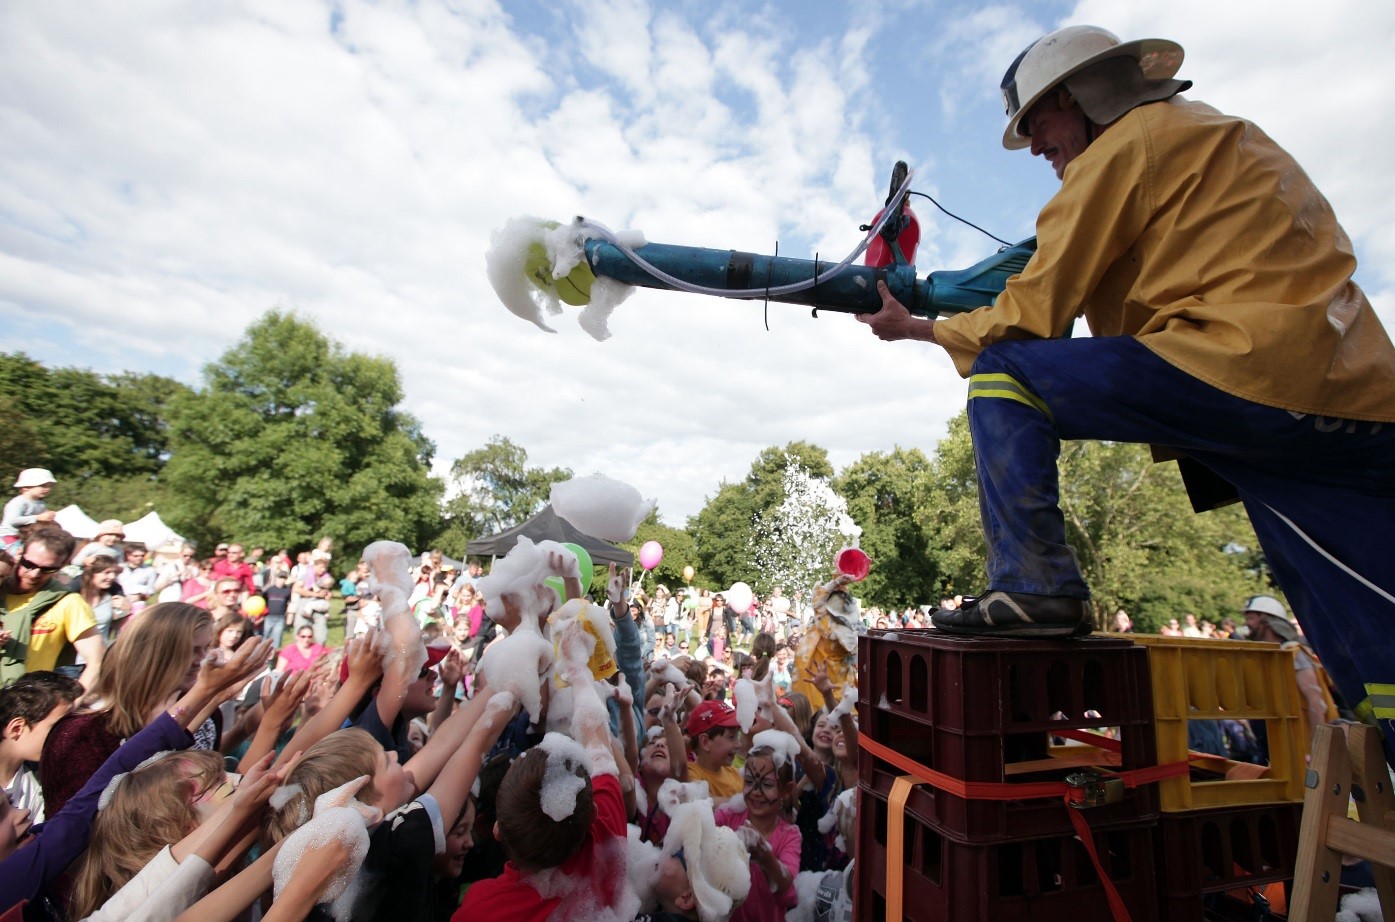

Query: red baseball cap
left=686, top=700, right=740, bottom=736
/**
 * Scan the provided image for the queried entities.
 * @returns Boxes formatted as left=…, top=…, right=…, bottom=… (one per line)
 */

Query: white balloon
left=725, top=582, right=754, bottom=614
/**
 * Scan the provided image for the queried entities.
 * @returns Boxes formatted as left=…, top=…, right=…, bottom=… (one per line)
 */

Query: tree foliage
left=621, top=509, right=699, bottom=595
left=835, top=446, right=940, bottom=608
left=752, top=454, right=858, bottom=597
left=162, top=311, right=442, bottom=555
left=688, top=441, right=832, bottom=590
left=436, top=435, right=571, bottom=558
left=0, top=352, right=188, bottom=518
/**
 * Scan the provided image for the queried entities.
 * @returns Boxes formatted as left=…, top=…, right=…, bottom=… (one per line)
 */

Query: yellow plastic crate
left=1130, top=634, right=1308, bottom=811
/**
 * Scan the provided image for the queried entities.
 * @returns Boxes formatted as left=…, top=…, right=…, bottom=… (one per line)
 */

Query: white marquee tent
left=52, top=505, right=187, bottom=551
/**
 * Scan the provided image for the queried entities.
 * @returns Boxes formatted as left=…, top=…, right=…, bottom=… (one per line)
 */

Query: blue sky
left=3, top=0, right=1391, bottom=525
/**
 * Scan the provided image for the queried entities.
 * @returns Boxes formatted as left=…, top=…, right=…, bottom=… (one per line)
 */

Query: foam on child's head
left=537, top=732, right=589, bottom=822
left=662, top=800, right=753, bottom=922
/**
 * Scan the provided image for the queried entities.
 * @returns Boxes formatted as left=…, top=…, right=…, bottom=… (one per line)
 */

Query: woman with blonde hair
left=40, top=601, right=216, bottom=817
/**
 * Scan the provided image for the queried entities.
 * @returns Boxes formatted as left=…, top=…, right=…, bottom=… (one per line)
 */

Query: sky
left=3, top=0, right=1392, bottom=527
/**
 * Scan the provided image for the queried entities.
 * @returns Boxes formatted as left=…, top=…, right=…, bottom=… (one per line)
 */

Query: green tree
left=688, top=442, right=832, bottom=590
left=436, top=436, right=571, bottom=558
left=162, top=311, right=442, bottom=555
left=835, top=446, right=940, bottom=608
left=921, top=412, right=987, bottom=599
left=0, top=353, right=189, bottom=490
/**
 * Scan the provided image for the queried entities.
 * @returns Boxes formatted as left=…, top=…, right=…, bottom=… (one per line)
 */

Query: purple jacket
left=0, top=712, right=193, bottom=914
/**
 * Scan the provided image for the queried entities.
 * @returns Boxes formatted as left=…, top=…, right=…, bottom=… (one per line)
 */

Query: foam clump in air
left=551, top=473, right=655, bottom=543
left=750, top=729, right=801, bottom=769
left=478, top=628, right=553, bottom=724
left=477, top=536, right=577, bottom=633
left=662, top=800, right=753, bottom=922
left=272, top=776, right=383, bottom=921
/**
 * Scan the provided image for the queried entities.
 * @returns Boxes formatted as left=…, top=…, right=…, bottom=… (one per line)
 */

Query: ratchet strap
left=859, top=730, right=1190, bottom=922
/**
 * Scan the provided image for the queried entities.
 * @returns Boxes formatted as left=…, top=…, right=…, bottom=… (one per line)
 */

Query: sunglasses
left=17, top=557, right=62, bottom=575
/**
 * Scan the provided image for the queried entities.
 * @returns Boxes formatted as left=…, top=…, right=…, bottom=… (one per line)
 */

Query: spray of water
left=751, top=454, right=861, bottom=597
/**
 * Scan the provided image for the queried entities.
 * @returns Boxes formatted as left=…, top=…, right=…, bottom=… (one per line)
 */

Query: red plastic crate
left=857, top=629, right=1160, bottom=843
left=1156, top=802, right=1302, bottom=914
left=855, top=780, right=1160, bottom=922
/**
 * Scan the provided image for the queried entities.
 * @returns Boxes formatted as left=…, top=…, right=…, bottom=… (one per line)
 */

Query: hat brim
left=1003, top=37, right=1184, bottom=150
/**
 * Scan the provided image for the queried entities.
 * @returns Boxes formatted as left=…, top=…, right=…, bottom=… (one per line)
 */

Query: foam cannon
left=490, top=163, right=1036, bottom=339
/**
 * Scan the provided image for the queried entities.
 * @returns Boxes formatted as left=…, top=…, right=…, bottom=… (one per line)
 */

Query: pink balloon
left=639, top=540, right=664, bottom=570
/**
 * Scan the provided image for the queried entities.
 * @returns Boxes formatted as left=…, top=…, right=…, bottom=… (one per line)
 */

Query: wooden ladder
left=1289, top=723, right=1395, bottom=920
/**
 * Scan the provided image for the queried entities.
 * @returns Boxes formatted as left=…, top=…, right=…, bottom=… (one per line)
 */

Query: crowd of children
left=0, top=498, right=861, bottom=921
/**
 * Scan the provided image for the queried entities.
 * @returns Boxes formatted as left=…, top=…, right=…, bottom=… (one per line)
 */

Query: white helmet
left=1000, top=25, right=1186, bottom=150
left=1241, top=595, right=1287, bottom=619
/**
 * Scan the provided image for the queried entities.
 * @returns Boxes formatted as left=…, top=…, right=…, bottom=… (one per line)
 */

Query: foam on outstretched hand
left=360, top=540, right=427, bottom=690
left=829, top=686, right=858, bottom=720
left=567, top=675, right=619, bottom=777
left=647, top=657, right=691, bottom=692
left=551, top=473, right=655, bottom=543
left=657, top=777, right=712, bottom=816
left=817, top=787, right=857, bottom=853
left=549, top=598, right=617, bottom=686
left=662, top=800, right=752, bottom=922
left=750, top=729, right=801, bottom=770
left=478, top=629, right=553, bottom=725
left=732, top=679, right=758, bottom=733
left=272, top=776, right=382, bottom=922
left=361, top=541, right=414, bottom=595
left=478, top=536, right=575, bottom=633
left=538, top=732, right=591, bottom=822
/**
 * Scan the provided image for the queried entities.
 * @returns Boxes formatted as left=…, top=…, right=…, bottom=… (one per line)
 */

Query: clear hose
left=572, top=168, right=916, bottom=299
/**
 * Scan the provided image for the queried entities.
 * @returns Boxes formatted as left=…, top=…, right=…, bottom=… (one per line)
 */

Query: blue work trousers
left=967, top=337, right=1395, bottom=763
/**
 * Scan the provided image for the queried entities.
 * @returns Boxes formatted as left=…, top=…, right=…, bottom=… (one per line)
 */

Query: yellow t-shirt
left=3, top=591, right=97, bottom=672
left=687, top=760, right=742, bottom=801
left=934, top=98, right=1395, bottom=423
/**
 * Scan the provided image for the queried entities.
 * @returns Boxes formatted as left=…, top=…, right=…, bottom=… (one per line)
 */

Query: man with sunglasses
left=1, top=525, right=104, bottom=689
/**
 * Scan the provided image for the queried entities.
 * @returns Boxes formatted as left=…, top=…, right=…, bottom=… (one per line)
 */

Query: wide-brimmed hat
left=13, top=468, right=56, bottom=488
left=95, top=519, right=126, bottom=539
left=1000, top=25, right=1186, bottom=150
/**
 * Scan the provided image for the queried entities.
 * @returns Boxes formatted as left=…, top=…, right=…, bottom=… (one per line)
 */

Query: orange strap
left=859, top=731, right=1191, bottom=922
left=886, top=776, right=914, bottom=921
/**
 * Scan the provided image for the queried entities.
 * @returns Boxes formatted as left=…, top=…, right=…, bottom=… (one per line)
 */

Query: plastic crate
left=1129, top=635, right=1307, bottom=811
left=857, top=629, right=1159, bottom=842
left=1156, top=802, right=1302, bottom=917
left=855, top=780, right=1160, bottom=922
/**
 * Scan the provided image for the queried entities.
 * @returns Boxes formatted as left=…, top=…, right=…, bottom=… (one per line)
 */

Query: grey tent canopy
left=465, top=504, right=634, bottom=567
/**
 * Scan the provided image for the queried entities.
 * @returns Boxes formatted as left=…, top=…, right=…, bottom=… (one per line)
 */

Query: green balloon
left=544, top=542, right=595, bottom=606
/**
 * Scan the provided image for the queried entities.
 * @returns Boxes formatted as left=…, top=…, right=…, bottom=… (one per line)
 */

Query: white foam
left=477, top=537, right=574, bottom=632
left=626, top=825, right=663, bottom=911
left=271, top=776, right=382, bottom=921
left=732, top=679, right=757, bottom=733
left=478, top=629, right=553, bottom=724
left=657, top=777, right=712, bottom=816
left=551, top=473, right=655, bottom=543
left=661, top=800, right=752, bottom=922
left=360, top=541, right=427, bottom=695
left=787, top=870, right=827, bottom=922
left=750, top=729, right=801, bottom=770
left=485, top=216, right=563, bottom=334
left=830, top=686, right=858, bottom=721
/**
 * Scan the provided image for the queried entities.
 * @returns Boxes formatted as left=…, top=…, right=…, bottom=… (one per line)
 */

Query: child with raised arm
left=455, top=628, right=633, bottom=922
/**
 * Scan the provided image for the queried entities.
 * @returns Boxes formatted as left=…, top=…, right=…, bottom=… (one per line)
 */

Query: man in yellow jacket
left=860, top=26, right=1395, bottom=762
